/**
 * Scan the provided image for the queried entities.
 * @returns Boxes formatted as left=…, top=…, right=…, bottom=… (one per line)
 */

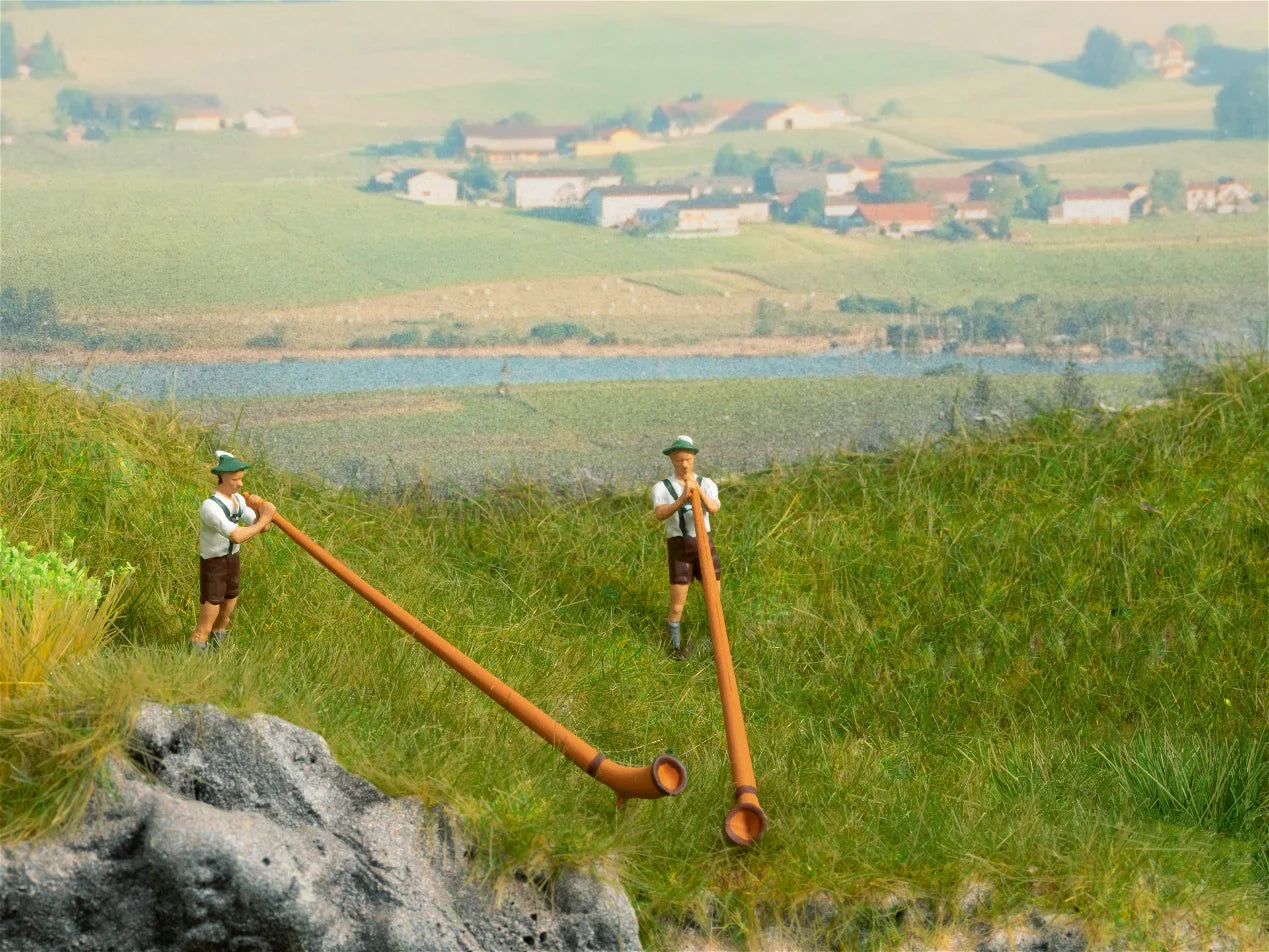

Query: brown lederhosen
left=667, top=533, right=721, bottom=586
left=199, top=552, right=241, bottom=605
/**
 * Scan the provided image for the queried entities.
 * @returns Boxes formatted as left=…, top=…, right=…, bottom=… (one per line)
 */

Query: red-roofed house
left=1048, top=188, right=1132, bottom=224
left=650, top=97, right=749, bottom=137
left=857, top=202, right=937, bottom=236
left=913, top=176, right=973, bottom=206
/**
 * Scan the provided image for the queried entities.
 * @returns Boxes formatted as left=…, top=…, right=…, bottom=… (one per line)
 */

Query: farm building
left=1047, top=189, right=1133, bottom=225
left=402, top=170, right=459, bottom=205
left=666, top=174, right=755, bottom=198
left=506, top=169, right=623, bottom=209
left=735, top=196, right=772, bottom=223
left=1131, top=36, right=1194, bottom=78
left=1186, top=180, right=1256, bottom=212
left=174, top=107, right=223, bottom=132
left=461, top=123, right=580, bottom=160
left=639, top=197, right=741, bottom=235
left=718, top=101, right=840, bottom=132
left=242, top=107, right=298, bottom=136
left=649, top=97, right=749, bottom=136
left=913, top=176, right=974, bottom=206
left=586, top=185, right=691, bottom=228
left=855, top=201, right=937, bottom=235
left=823, top=198, right=861, bottom=227
left=571, top=126, right=659, bottom=157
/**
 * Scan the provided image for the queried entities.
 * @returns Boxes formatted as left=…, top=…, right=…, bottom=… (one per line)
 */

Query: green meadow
left=3, top=361, right=1266, bottom=948
left=193, top=372, right=1156, bottom=493
left=0, top=1, right=1266, bottom=340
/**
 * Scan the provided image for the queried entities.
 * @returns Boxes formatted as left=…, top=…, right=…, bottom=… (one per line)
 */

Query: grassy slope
left=2, top=362, right=1266, bottom=948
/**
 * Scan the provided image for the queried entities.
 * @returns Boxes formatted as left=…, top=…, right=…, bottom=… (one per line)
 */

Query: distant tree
left=1149, top=168, right=1184, bottom=211
left=438, top=120, right=466, bottom=158
left=1215, top=67, right=1268, bottom=138
left=784, top=188, right=824, bottom=225
left=970, top=364, right=993, bottom=414
left=1056, top=359, right=1094, bottom=409
left=129, top=99, right=175, bottom=130
left=28, top=30, right=67, bottom=78
left=712, top=144, right=764, bottom=177
left=456, top=156, right=498, bottom=199
left=983, top=313, right=1012, bottom=343
left=1076, top=27, right=1132, bottom=88
left=0, top=284, right=30, bottom=333
left=24, top=287, right=58, bottom=332
left=55, top=88, right=97, bottom=124
left=875, top=169, right=915, bottom=202
left=0, top=22, right=15, bottom=80
left=877, top=98, right=902, bottom=117
left=1023, top=164, right=1060, bottom=218
left=770, top=146, right=804, bottom=166
left=502, top=111, right=537, bottom=125
left=609, top=152, right=636, bottom=184
left=992, top=215, right=1012, bottom=240
left=867, top=137, right=884, bottom=158
left=752, top=298, right=785, bottom=337
left=1165, top=23, right=1215, bottom=57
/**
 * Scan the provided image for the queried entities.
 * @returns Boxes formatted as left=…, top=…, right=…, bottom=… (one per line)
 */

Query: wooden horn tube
left=688, top=485, right=768, bottom=846
left=248, top=498, right=687, bottom=804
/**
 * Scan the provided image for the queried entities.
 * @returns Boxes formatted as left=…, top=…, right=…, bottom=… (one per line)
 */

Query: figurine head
left=663, top=435, right=699, bottom=480
left=211, top=450, right=250, bottom=490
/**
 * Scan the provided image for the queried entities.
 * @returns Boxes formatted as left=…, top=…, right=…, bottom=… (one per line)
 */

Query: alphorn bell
left=246, top=496, right=687, bottom=805
left=687, top=483, right=768, bottom=846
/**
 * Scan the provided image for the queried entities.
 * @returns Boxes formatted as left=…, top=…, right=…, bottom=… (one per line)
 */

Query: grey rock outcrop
left=0, top=702, right=642, bottom=952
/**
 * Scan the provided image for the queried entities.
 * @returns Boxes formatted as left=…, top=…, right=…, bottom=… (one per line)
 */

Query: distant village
left=365, top=94, right=1259, bottom=238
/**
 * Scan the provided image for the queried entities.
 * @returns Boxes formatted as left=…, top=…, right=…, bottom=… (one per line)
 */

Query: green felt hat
left=210, top=450, right=250, bottom=474
left=662, top=435, right=700, bottom=456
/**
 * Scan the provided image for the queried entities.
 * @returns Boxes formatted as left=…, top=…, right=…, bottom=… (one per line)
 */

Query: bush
left=529, top=322, right=591, bottom=344
left=838, top=293, right=904, bottom=315
left=753, top=298, right=785, bottom=337
left=245, top=325, right=286, bottom=349
left=0, top=528, right=129, bottom=700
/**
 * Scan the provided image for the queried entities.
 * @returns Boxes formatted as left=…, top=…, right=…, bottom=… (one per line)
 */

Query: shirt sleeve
left=651, top=482, right=671, bottom=507
left=200, top=499, right=236, bottom=541
left=235, top=494, right=258, bottom=527
left=700, top=478, right=720, bottom=504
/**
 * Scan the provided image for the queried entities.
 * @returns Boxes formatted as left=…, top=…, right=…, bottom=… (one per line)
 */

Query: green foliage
left=783, top=188, right=824, bottom=225
left=438, top=119, right=465, bottom=158
left=1076, top=27, right=1132, bottom=88
left=245, top=325, right=286, bottom=349
left=27, top=30, right=68, bottom=78
left=838, top=292, right=904, bottom=314
left=873, top=168, right=915, bottom=202
left=0, top=528, right=105, bottom=607
left=1215, top=67, right=1269, bottom=139
left=55, top=88, right=99, bottom=125
left=1055, top=358, right=1094, bottom=408
left=1149, top=168, right=1185, bottom=211
left=456, top=155, right=498, bottom=199
left=349, top=327, right=421, bottom=349
left=528, top=321, right=590, bottom=344
left=877, top=98, right=902, bottom=117
left=0, top=21, right=15, bottom=80
left=752, top=298, right=784, bottom=337
left=1165, top=23, right=1216, bottom=58
left=712, top=144, right=763, bottom=177
left=608, top=152, right=636, bottom=185
left=932, top=217, right=975, bottom=242
left=867, top=137, right=884, bottom=158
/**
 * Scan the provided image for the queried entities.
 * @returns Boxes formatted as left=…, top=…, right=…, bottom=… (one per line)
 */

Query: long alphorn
left=687, top=484, right=768, bottom=846
left=247, top=496, right=687, bottom=805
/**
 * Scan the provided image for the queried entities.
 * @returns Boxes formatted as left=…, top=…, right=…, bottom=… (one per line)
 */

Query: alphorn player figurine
left=651, top=435, right=720, bottom=661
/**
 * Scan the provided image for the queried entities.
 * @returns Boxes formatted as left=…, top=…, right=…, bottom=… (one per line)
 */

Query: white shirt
left=198, top=491, right=257, bottom=559
left=651, top=476, right=719, bottom=539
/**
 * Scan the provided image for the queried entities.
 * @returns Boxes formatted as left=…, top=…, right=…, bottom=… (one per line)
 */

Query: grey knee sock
left=666, top=621, right=681, bottom=649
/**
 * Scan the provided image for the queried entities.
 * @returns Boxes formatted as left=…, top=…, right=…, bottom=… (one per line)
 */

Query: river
left=40, top=351, right=1160, bottom=401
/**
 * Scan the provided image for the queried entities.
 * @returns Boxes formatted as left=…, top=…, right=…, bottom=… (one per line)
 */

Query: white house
left=173, top=108, right=222, bottom=132
left=243, top=107, right=298, bottom=136
left=586, top=185, right=691, bottom=228
left=506, top=169, right=623, bottom=209
left=1048, top=189, right=1132, bottom=224
left=735, top=196, right=772, bottom=223
left=639, top=197, right=741, bottom=235
left=403, top=170, right=459, bottom=205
